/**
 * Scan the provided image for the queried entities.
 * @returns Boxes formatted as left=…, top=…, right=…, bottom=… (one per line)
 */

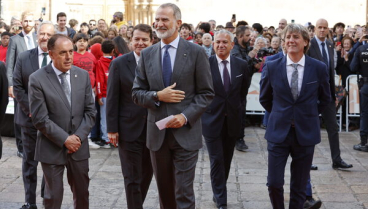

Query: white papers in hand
left=155, top=115, right=174, bottom=130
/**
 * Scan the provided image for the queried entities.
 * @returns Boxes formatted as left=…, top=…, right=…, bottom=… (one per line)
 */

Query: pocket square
left=236, top=74, right=243, bottom=78
left=306, top=81, right=317, bottom=84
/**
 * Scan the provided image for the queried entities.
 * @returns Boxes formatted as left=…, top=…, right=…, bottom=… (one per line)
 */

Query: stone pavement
left=0, top=126, right=367, bottom=209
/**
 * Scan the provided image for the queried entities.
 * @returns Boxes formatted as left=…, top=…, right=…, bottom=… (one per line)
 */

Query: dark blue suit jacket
left=202, top=55, right=249, bottom=138
left=265, top=51, right=284, bottom=62
left=259, top=55, right=331, bottom=146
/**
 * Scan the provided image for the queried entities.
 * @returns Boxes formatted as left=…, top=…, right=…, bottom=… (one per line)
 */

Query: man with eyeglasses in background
left=88, top=19, right=98, bottom=37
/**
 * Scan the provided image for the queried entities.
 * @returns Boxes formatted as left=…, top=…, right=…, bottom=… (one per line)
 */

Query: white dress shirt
left=38, top=47, right=51, bottom=69
left=286, top=54, right=305, bottom=94
left=160, top=34, right=180, bottom=71
left=52, top=63, right=71, bottom=89
left=215, top=55, right=231, bottom=84
left=22, top=30, right=35, bottom=50
left=314, top=35, right=330, bottom=65
left=133, top=51, right=140, bottom=65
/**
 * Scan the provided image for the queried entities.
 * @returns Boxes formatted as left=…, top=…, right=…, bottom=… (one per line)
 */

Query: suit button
left=71, top=116, right=74, bottom=119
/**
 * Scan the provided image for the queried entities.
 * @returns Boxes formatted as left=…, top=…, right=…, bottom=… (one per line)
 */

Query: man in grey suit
left=6, top=11, right=37, bottom=158
left=13, top=21, right=55, bottom=209
left=132, top=3, right=214, bottom=208
left=28, top=34, right=96, bottom=209
left=306, top=18, right=352, bottom=170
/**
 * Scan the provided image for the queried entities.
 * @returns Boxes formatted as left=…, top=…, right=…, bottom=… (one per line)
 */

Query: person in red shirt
left=95, top=40, right=114, bottom=148
left=0, top=32, right=12, bottom=63
left=73, top=33, right=100, bottom=149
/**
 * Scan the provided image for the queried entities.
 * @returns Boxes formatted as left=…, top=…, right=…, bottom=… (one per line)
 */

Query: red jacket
left=96, top=56, right=112, bottom=99
left=73, top=51, right=97, bottom=87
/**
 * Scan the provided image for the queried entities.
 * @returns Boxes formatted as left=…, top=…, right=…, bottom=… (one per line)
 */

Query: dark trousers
left=321, top=102, right=342, bottom=163
left=267, top=127, right=315, bottom=209
left=14, top=100, right=23, bottom=152
left=41, top=156, right=89, bottom=209
left=204, top=119, right=237, bottom=207
left=150, top=130, right=198, bottom=209
left=21, top=126, right=45, bottom=204
left=90, top=100, right=101, bottom=139
left=360, top=84, right=368, bottom=138
left=118, top=128, right=153, bottom=209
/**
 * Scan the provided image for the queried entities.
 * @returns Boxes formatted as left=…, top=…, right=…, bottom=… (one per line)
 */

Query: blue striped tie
left=162, top=45, right=172, bottom=87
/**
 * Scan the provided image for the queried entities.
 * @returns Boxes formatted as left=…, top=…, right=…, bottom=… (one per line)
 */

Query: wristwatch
left=153, top=91, right=159, bottom=102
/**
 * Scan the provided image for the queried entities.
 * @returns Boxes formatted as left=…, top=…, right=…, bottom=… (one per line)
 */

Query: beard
left=156, top=25, right=177, bottom=40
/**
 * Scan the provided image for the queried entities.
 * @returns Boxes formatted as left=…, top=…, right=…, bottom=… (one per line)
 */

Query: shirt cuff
left=181, top=113, right=188, bottom=125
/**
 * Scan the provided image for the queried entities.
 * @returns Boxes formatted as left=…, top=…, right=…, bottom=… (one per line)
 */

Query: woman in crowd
left=107, top=28, right=117, bottom=40
left=112, top=36, right=130, bottom=57
left=119, top=24, right=129, bottom=42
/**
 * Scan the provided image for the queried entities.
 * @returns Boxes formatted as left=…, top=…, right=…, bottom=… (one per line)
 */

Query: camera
left=257, top=47, right=277, bottom=57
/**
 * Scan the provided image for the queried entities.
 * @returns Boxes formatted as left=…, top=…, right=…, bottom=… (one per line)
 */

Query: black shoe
left=310, top=164, right=318, bottom=170
left=17, top=151, right=23, bottom=158
left=303, top=198, right=322, bottom=209
left=236, top=139, right=248, bottom=151
left=353, top=143, right=368, bottom=152
left=260, top=124, right=267, bottom=129
left=218, top=206, right=227, bottom=209
left=20, top=203, right=37, bottom=209
left=332, top=160, right=353, bottom=169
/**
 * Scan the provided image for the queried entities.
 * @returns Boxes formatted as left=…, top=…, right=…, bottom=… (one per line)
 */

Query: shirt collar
left=133, top=51, right=140, bottom=63
left=215, top=54, right=231, bottom=65
left=160, top=34, right=180, bottom=49
left=52, top=63, right=69, bottom=76
left=38, top=46, right=48, bottom=55
left=314, top=35, right=326, bottom=45
left=22, top=30, right=32, bottom=38
left=286, top=54, right=305, bottom=67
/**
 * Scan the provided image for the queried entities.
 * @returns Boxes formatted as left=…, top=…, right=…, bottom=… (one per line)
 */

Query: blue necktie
left=321, top=42, right=329, bottom=69
left=221, top=60, right=231, bottom=92
left=162, top=45, right=172, bottom=87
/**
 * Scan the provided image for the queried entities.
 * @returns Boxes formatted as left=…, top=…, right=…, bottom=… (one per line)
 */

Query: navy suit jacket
left=265, top=51, right=284, bottom=62
left=201, top=55, right=249, bottom=138
left=106, top=52, right=147, bottom=142
left=259, top=55, right=331, bottom=146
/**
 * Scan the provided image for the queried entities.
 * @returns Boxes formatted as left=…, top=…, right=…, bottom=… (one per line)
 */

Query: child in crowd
left=0, top=32, right=11, bottom=63
left=73, top=33, right=100, bottom=149
left=95, top=40, right=115, bottom=148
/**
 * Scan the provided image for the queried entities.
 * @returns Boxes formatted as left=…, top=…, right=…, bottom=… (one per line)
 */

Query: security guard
left=351, top=43, right=368, bottom=151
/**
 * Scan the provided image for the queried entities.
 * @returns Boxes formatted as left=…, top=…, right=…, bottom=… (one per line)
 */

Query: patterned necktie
left=291, top=63, right=299, bottom=101
left=27, top=35, right=34, bottom=49
left=42, top=52, right=48, bottom=67
left=162, top=45, right=172, bottom=87
left=59, top=73, right=71, bottom=105
left=221, top=60, right=231, bottom=92
left=321, top=42, right=329, bottom=69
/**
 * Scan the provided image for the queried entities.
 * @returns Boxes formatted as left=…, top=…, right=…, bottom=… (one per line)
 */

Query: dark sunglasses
left=89, top=23, right=96, bottom=26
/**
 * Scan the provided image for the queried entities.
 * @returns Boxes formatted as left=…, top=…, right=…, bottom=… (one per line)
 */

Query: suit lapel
left=17, top=33, right=27, bottom=52
left=45, top=65, right=71, bottom=110
left=30, top=48, right=39, bottom=72
left=70, top=67, right=78, bottom=112
left=280, top=56, right=294, bottom=100
left=311, top=39, right=323, bottom=61
left=299, top=56, right=311, bottom=99
left=210, top=56, right=226, bottom=96
left=150, top=44, right=165, bottom=89
left=171, top=38, right=187, bottom=85
left=127, top=52, right=137, bottom=77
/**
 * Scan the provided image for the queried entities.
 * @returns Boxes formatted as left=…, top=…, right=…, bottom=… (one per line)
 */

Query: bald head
left=315, top=18, right=329, bottom=41
left=279, top=19, right=287, bottom=30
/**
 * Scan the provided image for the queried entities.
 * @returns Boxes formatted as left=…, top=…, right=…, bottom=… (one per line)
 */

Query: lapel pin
left=184, top=54, right=187, bottom=57
left=75, top=74, right=77, bottom=78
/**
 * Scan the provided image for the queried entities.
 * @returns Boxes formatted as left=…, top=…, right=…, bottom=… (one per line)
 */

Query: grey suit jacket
left=28, top=64, right=96, bottom=165
left=13, top=47, right=40, bottom=127
left=6, top=32, right=37, bottom=86
left=307, top=38, right=336, bottom=100
left=132, top=38, right=214, bottom=151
